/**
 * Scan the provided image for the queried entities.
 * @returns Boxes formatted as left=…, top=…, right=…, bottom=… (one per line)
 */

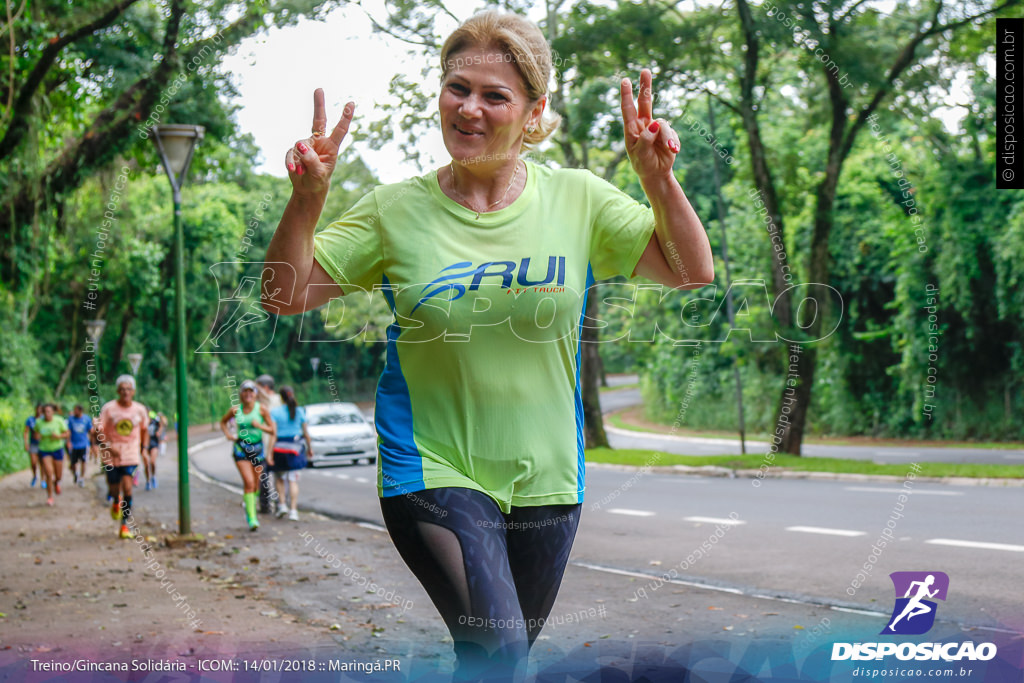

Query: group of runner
left=23, top=376, right=167, bottom=539
left=24, top=373, right=314, bottom=536
left=219, top=375, right=313, bottom=532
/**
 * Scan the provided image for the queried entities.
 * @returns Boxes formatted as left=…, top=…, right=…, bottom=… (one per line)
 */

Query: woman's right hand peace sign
left=286, top=88, right=355, bottom=196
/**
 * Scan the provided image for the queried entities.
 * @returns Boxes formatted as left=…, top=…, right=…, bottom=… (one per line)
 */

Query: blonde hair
left=440, top=10, right=561, bottom=150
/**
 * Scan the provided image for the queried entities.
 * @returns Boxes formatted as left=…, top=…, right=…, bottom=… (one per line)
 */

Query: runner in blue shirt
left=144, top=410, right=163, bottom=490
left=23, top=405, right=42, bottom=487
left=66, top=405, right=93, bottom=487
left=269, top=386, right=313, bottom=521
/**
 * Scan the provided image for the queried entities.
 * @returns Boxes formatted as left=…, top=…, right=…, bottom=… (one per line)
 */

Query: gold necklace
left=449, top=160, right=521, bottom=219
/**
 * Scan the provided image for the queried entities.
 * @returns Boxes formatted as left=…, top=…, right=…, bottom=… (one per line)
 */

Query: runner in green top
left=34, top=404, right=69, bottom=505
left=220, top=379, right=276, bottom=530
left=264, top=10, right=713, bottom=680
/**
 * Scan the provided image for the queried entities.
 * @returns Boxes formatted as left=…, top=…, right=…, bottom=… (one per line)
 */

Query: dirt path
left=0, top=441, right=450, bottom=676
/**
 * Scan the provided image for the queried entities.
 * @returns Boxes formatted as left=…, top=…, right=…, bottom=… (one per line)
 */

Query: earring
left=526, top=125, right=536, bottom=134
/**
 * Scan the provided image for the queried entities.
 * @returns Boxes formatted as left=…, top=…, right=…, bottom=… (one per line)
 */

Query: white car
left=305, top=402, right=377, bottom=467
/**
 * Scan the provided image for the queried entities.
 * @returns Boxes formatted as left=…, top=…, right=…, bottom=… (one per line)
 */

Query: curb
left=586, top=462, right=1024, bottom=487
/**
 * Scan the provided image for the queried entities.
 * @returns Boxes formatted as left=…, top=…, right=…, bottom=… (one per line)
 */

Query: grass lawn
left=600, top=383, right=639, bottom=392
left=606, top=409, right=1024, bottom=451
left=585, top=448, right=1024, bottom=479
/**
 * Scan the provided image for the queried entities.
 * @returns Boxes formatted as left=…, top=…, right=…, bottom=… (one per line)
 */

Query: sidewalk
left=0, top=430, right=452, bottom=679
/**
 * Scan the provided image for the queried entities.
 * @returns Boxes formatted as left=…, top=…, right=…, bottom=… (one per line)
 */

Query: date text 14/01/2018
left=225, top=658, right=402, bottom=673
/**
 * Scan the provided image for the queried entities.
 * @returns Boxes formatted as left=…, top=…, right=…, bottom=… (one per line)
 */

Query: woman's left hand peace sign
left=620, top=69, right=680, bottom=182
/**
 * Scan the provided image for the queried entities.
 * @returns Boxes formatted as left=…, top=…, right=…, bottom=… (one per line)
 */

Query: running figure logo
left=881, top=571, right=949, bottom=635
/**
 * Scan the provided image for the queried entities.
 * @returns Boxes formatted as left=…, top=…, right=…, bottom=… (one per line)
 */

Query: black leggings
left=380, top=487, right=581, bottom=681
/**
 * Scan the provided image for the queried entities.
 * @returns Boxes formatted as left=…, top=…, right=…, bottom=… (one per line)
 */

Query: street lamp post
left=152, top=123, right=204, bottom=537
left=127, top=353, right=143, bottom=377
left=208, top=361, right=219, bottom=429
left=85, top=319, right=107, bottom=412
left=310, top=357, right=320, bottom=402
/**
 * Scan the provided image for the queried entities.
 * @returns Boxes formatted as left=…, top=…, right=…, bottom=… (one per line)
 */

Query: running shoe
left=151, top=477, right=157, bottom=489
left=288, top=509, right=299, bottom=522
left=110, top=498, right=122, bottom=521
left=41, top=480, right=46, bottom=489
left=145, top=480, right=151, bottom=491
left=77, top=479, right=85, bottom=487
left=30, top=476, right=37, bottom=487
left=107, top=493, right=113, bottom=503
left=248, top=515, right=259, bottom=532
left=275, top=504, right=288, bottom=518
left=119, top=524, right=134, bottom=539
left=46, top=497, right=54, bottom=506
left=54, top=482, right=61, bottom=495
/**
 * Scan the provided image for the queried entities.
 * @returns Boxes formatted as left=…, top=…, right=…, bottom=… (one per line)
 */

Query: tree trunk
left=777, top=344, right=816, bottom=454
left=109, top=302, right=135, bottom=381
left=581, top=284, right=609, bottom=449
left=55, top=305, right=82, bottom=397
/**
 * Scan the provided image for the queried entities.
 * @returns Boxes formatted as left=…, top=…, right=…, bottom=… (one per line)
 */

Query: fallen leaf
left=793, top=625, right=805, bottom=630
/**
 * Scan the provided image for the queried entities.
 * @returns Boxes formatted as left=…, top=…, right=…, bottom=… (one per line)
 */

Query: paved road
left=601, top=383, right=1024, bottom=465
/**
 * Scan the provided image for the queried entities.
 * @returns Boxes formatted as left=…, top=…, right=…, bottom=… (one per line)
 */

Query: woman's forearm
left=262, top=191, right=328, bottom=314
left=640, top=173, right=714, bottom=287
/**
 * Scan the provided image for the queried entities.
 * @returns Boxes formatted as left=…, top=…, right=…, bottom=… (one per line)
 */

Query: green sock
left=244, top=492, right=257, bottom=523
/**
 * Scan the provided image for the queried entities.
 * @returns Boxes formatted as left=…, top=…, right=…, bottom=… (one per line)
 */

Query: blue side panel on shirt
left=376, top=273, right=424, bottom=495
left=574, top=265, right=595, bottom=503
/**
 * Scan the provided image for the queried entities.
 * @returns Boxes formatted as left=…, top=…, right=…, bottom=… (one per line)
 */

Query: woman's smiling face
left=439, top=46, right=542, bottom=165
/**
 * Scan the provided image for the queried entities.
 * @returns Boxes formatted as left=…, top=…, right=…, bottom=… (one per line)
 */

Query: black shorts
left=39, top=448, right=64, bottom=461
left=70, top=448, right=88, bottom=465
left=271, top=436, right=307, bottom=472
left=105, top=465, right=138, bottom=485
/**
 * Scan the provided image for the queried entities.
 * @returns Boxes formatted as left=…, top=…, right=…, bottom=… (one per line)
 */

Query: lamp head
left=152, top=124, right=204, bottom=190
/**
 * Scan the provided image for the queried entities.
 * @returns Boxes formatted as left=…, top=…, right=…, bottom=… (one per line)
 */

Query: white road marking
left=357, top=522, right=387, bottom=533
left=684, top=516, right=746, bottom=526
left=925, top=538, right=1024, bottom=553
left=786, top=526, right=865, bottom=537
left=573, top=563, right=1024, bottom=635
left=336, top=474, right=350, bottom=479
left=573, top=562, right=743, bottom=595
left=844, top=486, right=963, bottom=496
left=355, top=477, right=369, bottom=483
left=607, top=508, right=656, bottom=517
left=831, top=606, right=890, bottom=617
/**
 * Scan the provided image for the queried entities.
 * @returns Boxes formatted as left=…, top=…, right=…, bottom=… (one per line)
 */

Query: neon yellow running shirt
left=313, top=159, right=655, bottom=512
left=36, top=416, right=68, bottom=452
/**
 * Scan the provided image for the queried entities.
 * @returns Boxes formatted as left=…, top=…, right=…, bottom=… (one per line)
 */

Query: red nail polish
left=296, top=166, right=304, bottom=175
left=297, top=142, right=308, bottom=154
left=287, top=163, right=295, bottom=172
left=648, top=121, right=660, bottom=134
